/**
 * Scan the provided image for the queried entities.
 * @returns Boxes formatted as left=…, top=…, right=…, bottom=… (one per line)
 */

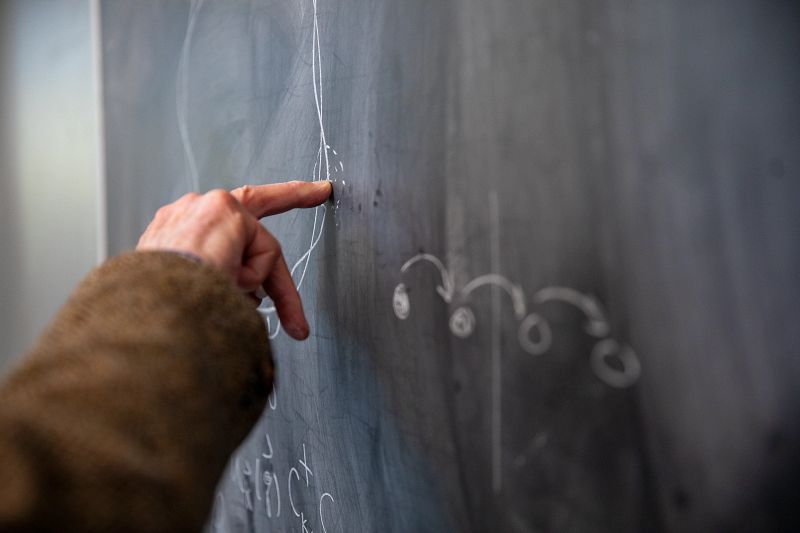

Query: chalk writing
left=215, top=440, right=339, bottom=532
left=319, top=493, right=335, bottom=533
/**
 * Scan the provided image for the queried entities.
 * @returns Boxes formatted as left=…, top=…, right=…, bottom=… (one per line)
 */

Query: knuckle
left=233, top=184, right=254, bottom=203
left=231, top=209, right=247, bottom=225
left=154, top=206, right=170, bottom=220
left=260, top=227, right=281, bottom=253
left=205, top=189, right=235, bottom=208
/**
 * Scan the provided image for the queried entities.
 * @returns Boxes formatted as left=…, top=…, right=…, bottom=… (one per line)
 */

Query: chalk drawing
left=288, top=467, right=301, bottom=518
left=229, top=422, right=338, bottom=528
left=176, top=0, right=340, bottom=340
left=392, top=194, right=643, bottom=492
left=489, top=191, right=502, bottom=493
left=463, top=274, right=526, bottom=319
left=262, top=470, right=281, bottom=518
left=393, top=283, right=411, bottom=319
left=400, top=253, right=455, bottom=302
left=262, top=432, right=274, bottom=459
left=255, top=458, right=262, bottom=501
left=176, top=0, right=204, bottom=193
left=392, top=256, right=641, bottom=387
left=187, top=5, right=343, bottom=529
left=449, top=306, right=476, bottom=338
left=299, top=443, right=313, bottom=486
left=517, top=313, right=551, bottom=356
left=534, top=287, right=610, bottom=338
left=320, top=493, right=335, bottom=533
left=258, top=0, right=344, bottom=339
left=590, top=339, right=641, bottom=388
left=268, top=385, right=278, bottom=410
left=239, top=459, right=254, bottom=511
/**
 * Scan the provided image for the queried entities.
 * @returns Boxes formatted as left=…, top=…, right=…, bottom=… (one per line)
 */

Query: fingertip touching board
left=101, top=0, right=800, bottom=531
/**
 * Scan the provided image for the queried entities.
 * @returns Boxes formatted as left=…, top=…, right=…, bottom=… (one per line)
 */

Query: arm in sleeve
left=0, top=251, right=273, bottom=532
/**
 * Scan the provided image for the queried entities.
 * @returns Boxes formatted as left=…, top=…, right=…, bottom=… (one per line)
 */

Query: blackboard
left=100, top=1, right=800, bottom=531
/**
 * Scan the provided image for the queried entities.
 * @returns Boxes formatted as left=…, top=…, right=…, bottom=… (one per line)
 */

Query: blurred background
left=0, top=0, right=102, bottom=370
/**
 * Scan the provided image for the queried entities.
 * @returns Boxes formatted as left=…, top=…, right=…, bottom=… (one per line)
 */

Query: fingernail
left=288, top=323, right=309, bottom=340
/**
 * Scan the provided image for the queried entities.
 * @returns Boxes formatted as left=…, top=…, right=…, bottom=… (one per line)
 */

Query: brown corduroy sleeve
left=0, top=251, right=273, bottom=532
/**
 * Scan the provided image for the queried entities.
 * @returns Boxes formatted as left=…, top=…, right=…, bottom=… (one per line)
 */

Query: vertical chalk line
left=311, top=0, right=330, bottom=181
left=177, top=0, right=204, bottom=193
left=175, top=1, right=335, bottom=340
left=490, top=190, right=502, bottom=493
left=262, top=0, right=331, bottom=338
left=293, top=0, right=328, bottom=291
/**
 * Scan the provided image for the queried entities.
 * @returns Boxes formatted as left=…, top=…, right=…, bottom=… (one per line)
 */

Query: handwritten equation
left=392, top=253, right=642, bottom=389
left=212, top=387, right=339, bottom=533
left=212, top=439, right=337, bottom=533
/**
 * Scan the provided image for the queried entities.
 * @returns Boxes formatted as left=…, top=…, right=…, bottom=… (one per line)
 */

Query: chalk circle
left=392, top=283, right=411, bottom=320
left=449, top=306, right=476, bottom=338
left=517, top=313, right=552, bottom=355
left=590, top=339, right=642, bottom=388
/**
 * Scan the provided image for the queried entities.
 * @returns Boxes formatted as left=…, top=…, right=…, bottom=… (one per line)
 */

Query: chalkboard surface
left=101, top=1, right=800, bottom=531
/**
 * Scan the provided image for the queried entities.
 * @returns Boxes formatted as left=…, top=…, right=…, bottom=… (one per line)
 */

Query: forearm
left=0, top=252, right=272, bottom=532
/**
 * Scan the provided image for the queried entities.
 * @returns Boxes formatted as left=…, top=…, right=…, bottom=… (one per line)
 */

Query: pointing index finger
left=232, top=180, right=332, bottom=218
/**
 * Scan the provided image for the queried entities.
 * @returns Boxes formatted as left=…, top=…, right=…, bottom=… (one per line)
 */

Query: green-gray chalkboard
left=101, top=1, right=800, bottom=531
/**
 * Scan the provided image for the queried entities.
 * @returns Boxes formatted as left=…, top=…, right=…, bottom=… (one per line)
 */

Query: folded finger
left=263, top=254, right=309, bottom=340
left=237, top=221, right=309, bottom=340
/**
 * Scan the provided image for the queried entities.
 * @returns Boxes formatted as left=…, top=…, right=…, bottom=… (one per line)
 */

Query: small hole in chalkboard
left=673, top=488, right=690, bottom=510
left=373, top=200, right=378, bottom=207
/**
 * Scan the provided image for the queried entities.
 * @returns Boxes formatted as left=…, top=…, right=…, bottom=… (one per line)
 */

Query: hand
left=136, top=181, right=332, bottom=340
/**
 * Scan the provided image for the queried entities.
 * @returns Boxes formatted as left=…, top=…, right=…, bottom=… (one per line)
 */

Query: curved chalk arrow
left=400, top=254, right=455, bottom=302
left=533, top=287, right=610, bottom=337
left=461, top=274, right=527, bottom=319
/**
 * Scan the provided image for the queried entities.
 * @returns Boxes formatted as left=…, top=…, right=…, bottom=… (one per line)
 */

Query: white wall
left=0, top=0, right=101, bottom=370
